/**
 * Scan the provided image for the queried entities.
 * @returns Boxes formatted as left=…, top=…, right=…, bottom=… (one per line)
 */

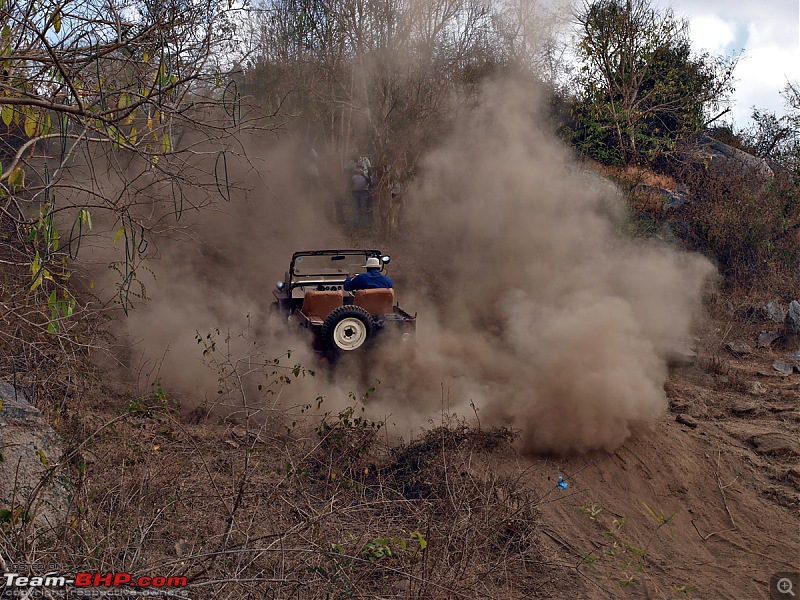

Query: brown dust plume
left=390, top=79, right=714, bottom=453
left=98, top=79, right=713, bottom=455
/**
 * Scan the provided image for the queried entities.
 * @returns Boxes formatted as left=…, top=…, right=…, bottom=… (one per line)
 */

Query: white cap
left=364, top=257, right=381, bottom=269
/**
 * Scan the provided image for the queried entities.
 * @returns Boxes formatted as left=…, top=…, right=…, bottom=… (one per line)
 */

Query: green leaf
left=162, top=132, right=171, bottom=154
left=36, top=449, right=48, bottom=465
left=1, top=26, right=10, bottom=41
left=1, top=104, right=11, bottom=126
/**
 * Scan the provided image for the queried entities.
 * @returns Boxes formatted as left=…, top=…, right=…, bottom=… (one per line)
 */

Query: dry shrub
left=1, top=405, right=546, bottom=600
left=0, top=219, right=99, bottom=419
left=585, top=160, right=674, bottom=237
left=679, top=165, right=800, bottom=297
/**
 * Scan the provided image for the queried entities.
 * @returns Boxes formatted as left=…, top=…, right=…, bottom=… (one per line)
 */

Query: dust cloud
left=98, top=78, right=713, bottom=455
left=393, top=79, right=714, bottom=453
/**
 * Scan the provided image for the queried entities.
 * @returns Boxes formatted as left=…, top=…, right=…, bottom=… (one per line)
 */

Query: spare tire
left=321, top=306, right=373, bottom=353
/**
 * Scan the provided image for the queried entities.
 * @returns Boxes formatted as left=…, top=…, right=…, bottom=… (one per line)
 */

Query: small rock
left=749, top=381, right=766, bottom=395
left=725, top=340, right=753, bottom=356
left=731, top=402, right=757, bottom=415
left=787, top=351, right=800, bottom=360
left=666, top=347, right=698, bottom=368
left=676, top=413, right=698, bottom=428
left=757, top=331, right=783, bottom=348
left=669, top=399, right=690, bottom=412
left=762, top=301, right=786, bottom=323
left=773, top=360, right=795, bottom=375
left=722, top=301, right=735, bottom=314
left=748, top=432, right=800, bottom=457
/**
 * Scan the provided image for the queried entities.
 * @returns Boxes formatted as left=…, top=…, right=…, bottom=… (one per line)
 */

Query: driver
left=344, top=257, right=393, bottom=290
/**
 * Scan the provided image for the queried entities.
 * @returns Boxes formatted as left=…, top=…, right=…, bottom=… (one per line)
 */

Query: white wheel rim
left=333, top=317, right=367, bottom=350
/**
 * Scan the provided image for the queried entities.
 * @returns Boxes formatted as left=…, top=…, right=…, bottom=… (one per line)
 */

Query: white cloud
left=733, top=43, right=800, bottom=122
left=656, top=0, right=798, bottom=124
left=687, top=14, right=736, bottom=54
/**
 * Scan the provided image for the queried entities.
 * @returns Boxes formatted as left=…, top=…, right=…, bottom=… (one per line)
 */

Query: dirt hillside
left=526, top=314, right=800, bottom=598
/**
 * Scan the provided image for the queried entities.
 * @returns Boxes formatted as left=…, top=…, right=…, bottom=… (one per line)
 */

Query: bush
left=679, top=165, right=800, bottom=296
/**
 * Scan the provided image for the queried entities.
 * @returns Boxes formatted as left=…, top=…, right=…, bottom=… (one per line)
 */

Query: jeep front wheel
left=322, top=306, right=373, bottom=352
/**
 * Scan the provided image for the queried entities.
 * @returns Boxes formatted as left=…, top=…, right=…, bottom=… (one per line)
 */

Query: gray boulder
left=695, top=135, right=773, bottom=179
left=762, top=301, right=786, bottom=323
left=0, top=383, right=68, bottom=530
left=785, top=301, right=800, bottom=338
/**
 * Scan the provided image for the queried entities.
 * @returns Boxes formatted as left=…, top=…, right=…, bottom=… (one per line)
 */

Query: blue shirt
left=344, top=270, right=393, bottom=291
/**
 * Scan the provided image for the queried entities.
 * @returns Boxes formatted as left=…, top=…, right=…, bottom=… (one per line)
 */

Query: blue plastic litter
left=557, top=476, right=568, bottom=490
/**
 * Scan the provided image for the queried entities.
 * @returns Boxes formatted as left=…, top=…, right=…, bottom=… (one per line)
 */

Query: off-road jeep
left=271, top=250, right=416, bottom=360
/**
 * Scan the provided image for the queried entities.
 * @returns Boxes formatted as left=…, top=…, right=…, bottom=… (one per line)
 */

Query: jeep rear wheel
left=322, top=306, right=373, bottom=353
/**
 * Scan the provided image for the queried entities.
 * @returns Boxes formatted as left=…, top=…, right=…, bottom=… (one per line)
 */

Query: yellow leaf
left=143, top=52, right=149, bottom=63
left=9, top=167, right=23, bottom=188
left=53, top=9, right=61, bottom=33
left=162, top=133, right=171, bottom=154
left=80, top=208, right=92, bottom=230
left=24, top=109, right=36, bottom=137
left=114, top=225, right=125, bottom=244
left=129, top=126, right=137, bottom=144
left=147, top=114, right=153, bottom=131
left=1, top=104, right=12, bottom=126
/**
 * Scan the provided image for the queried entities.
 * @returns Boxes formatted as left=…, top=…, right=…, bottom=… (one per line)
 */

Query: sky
left=655, top=0, right=799, bottom=126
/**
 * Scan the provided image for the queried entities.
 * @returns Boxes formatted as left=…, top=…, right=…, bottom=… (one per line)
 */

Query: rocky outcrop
left=0, top=383, right=68, bottom=530
left=694, top=135, right=773, bottom=179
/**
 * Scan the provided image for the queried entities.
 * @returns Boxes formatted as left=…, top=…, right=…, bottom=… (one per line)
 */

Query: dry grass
left=1, top=390, right=553, bottom=599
